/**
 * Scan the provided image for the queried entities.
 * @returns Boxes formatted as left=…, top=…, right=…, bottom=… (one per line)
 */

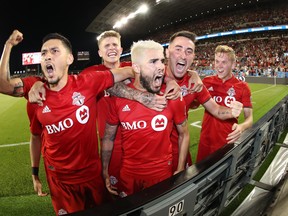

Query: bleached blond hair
left=130, top=40, right=164, bottom=64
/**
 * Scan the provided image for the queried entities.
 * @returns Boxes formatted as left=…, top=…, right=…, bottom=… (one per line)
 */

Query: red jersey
left=81, top=62, right=132, bottom=186
left=22, top=76, right=44, bottom=135
left=31, top=70, right=114, bottom=184
left=197, top=75, right=252, bottom=162
left=107, top=83, right=187, bottom=178
left=165, top=70, right=211, bottom=171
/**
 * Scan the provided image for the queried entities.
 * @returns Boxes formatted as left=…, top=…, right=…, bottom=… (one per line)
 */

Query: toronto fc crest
left=227, top=87, right=236, bottom=97
left=72, top=92, right=85, bottom=106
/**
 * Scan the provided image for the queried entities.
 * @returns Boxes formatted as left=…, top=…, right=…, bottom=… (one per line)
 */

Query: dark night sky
left=0, top=1, right=113, bottom=71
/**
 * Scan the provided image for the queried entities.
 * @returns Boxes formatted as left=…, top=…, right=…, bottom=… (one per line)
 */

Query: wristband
left=32, top=167, right=39, bottom=176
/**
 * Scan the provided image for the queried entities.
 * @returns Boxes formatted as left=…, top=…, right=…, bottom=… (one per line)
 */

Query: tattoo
left=218, top=110, right=231, bottom=115
left=139, top=92, right=154, bottom=106
left=101, top=150, right=112, bottom=169
left=107, top=82, right=132, bottom=99
left=12, top=81, right=24, bottom=97
left=101, top=124, right=117, bottom=170
left=108, top=82, right=155, bottom=107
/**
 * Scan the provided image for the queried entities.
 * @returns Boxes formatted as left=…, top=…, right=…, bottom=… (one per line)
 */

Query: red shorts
left=46, top=171, right=108, bottom=215
left=118, top=167, right=172, bottom=197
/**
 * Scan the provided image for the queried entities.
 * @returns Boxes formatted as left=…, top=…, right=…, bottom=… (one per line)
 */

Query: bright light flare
left=113, top=4, right=149, bottom=29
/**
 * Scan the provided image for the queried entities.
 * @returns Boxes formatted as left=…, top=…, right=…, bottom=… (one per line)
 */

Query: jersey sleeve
left=196, top=85, right=212, bottom=104
left=79, top=69, right=114, bottom=96
left=106, top=96, right=120, bottom=125
left=21, top=76, right=43, bottom=99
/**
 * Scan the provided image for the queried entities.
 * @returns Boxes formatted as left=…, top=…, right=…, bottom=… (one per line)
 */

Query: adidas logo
left=208, top=86, right=214, bottom=91
left=122, top=105, right=130, bottom=112
left=42, top=105, right=51, bottom=113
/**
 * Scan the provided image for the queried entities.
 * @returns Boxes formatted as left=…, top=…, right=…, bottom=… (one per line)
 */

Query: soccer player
left=81, top=30, right=132, bottom=192
left=101, top=40, right=190, bottom=197
left=164, top=31, right=243, bottom=171
left=0, top=29, right=136, bottom=215
left=0, top=30, right=48, bottom=197
left=196, top=45, right=253, bottom=162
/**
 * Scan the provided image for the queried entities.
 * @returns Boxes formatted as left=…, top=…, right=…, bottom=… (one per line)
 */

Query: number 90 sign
left=169, top=200, right=184, bottom=216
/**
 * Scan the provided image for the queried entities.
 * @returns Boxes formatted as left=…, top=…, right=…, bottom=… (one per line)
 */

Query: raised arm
left=0, top=30, right=25, bottom=96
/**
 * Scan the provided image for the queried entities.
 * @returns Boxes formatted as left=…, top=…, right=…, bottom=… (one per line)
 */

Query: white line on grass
left=0, top=142, right=29, bottom=147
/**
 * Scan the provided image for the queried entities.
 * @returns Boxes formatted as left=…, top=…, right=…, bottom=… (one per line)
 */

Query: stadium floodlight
left=136, top=4, right=148, bottom=14
left=113, top=4, right=149, bottom=29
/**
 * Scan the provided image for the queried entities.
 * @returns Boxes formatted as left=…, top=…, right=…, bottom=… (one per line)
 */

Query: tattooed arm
left=0, top=30, right=25, bottom=96
left=107, top=82, right=167, bottom=112
left=101, top=123, right=119, bottom=195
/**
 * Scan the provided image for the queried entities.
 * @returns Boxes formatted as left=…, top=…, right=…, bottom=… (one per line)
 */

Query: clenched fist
left=230, top=101, right=243, bottom=118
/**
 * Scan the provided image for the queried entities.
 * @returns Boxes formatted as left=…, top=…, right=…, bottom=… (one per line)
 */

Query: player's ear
left=98, top=50, right=103, bottom=58
left=165, top=47, right=170, bottom=58
left=67, top=53, right=74, bottom=65
left=132, top=63, right=140, bottom=74
left=232, top=60, right=236, bottom=69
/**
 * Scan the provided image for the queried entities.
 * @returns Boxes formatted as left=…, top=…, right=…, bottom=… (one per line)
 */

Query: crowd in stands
left=146, top=1, right=288, bottom=44
left=193, top=32, right=288, bottom=77
left=20, top=1, right=287, bottom=78
left=121, top=1, right=288, bottom=78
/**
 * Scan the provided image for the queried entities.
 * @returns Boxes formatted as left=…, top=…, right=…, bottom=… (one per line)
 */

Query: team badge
left=227, top=87, right=236, bottom=97
left=181, top=85, right=189, bottom=97
left=72, top=92, right=85, bottom=106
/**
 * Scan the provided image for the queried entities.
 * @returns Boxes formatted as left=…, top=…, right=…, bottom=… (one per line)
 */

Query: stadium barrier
left=70, top=95, right=288, bottom=216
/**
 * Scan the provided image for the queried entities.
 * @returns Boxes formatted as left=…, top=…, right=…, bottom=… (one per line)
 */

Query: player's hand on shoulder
left=164, top=79, right=181, bottom=100
left=28, top=81, right=46, bottom=106
left=187, top=70, right=203, bottom=93
left=149, top=94, right=167, bottom=111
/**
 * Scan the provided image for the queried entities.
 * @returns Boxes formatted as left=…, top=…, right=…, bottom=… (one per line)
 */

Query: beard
left=140, top=73, right=162, bottom=94
left=48, top=77, right=60, bottom=85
